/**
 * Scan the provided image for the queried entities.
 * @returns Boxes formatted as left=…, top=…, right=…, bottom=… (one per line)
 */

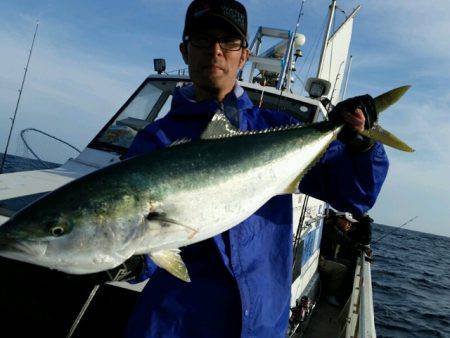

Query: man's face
left=180, top=27, right=249, bottom=96
left=336, top=217, right=352, bottom=232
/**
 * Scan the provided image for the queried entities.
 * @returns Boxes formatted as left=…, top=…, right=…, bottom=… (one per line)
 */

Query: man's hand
left=329, top=94, right=378, bottom=152
left=342, top=108, right=365, bottom=133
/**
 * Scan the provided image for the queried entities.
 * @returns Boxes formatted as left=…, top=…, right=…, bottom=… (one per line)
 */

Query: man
left=321, top=211, right=360, bottom=264
left=124, top=1, right=388, bottom=337
left=319, top=211, right=361, bottom=306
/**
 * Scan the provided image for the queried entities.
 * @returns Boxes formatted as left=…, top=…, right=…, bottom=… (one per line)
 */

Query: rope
left=166, top=68, right=189, bottom=75
left=298, top=12, right=329, bottom=96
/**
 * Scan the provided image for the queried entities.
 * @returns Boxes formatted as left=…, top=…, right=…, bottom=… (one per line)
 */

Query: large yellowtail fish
left=0, top=86, right=412, bottom=281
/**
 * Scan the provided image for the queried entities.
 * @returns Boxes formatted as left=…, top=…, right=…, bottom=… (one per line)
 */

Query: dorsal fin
left=200, top=111, right=241, bottom=139
left=200, top=112, right=307, bottom=140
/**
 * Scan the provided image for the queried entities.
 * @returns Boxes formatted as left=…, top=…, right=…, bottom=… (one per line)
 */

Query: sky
left=0, top=0, right=449, bottom=237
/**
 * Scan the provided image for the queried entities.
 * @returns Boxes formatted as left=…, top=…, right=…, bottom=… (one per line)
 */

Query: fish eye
left=49, top=225, right=66, bottom=237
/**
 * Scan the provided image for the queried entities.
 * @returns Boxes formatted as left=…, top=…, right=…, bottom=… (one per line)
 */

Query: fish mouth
left=0, top=239, right=48, bottom=258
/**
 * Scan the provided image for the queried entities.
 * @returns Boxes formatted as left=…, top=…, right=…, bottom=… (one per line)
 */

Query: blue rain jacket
left=125, top=85, right=388, bottom=338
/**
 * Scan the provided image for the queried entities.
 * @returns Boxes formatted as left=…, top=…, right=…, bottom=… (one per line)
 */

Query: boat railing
left=166, top=68, right=189, bottom=76
left=343, top=252, right=377, bottom=338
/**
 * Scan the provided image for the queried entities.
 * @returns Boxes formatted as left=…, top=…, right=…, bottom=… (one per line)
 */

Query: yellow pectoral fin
left=149, top=249, right=191, bottom=282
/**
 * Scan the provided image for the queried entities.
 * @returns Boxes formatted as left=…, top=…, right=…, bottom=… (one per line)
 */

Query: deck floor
left=300, top=297, right=345, bottom=338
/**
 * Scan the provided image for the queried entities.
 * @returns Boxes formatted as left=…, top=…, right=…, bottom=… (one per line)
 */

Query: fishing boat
left=0, top=1, right=376, bottom=337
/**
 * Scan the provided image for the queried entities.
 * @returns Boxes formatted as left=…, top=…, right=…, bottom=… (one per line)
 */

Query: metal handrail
left=344, top=252, right=377, bottom=338
left=358, top=254, right=376, bottom=337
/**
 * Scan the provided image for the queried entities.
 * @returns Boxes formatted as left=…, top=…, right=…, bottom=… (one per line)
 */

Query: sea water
left=372, top=224, right=450, bottom=337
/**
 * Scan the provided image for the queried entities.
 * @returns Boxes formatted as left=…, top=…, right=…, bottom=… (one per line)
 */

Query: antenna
left=277, top=0, right=307, bottom=91
left=0, top=21, right=39, bottom=174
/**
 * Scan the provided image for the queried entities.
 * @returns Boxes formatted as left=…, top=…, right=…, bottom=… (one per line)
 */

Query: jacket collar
left=169, top=83, right=254, bottom=117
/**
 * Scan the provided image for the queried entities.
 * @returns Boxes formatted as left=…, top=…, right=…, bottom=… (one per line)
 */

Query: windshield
left=89, top=78, right=323, bottom=154
left=91, top=79, right=185, bottom=153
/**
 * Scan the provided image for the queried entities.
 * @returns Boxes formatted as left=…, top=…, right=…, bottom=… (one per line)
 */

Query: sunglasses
left=186, top=34, right=247, bottom=51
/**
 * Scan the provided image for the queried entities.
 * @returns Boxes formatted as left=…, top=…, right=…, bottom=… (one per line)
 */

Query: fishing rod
left=0, top=21, right=39, bottom=174
left=373, top=216, right=418, bottom=244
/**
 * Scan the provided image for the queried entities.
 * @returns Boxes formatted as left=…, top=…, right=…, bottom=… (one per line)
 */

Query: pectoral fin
left=149, top=249, right=191, bottom=282
left=146, top=212, right=199, bottom=239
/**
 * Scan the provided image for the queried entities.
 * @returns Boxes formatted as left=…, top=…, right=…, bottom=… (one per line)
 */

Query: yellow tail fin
left=363, top=85, right=414, bottom=152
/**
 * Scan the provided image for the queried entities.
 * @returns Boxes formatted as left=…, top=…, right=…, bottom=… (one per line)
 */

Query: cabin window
left=245, top=89, right=317, bottom=123
left=154, top=94, right=173, bottom=121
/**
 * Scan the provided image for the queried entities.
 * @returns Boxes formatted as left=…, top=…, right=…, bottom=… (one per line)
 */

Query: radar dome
left=294, top=33, right=306, bottom=47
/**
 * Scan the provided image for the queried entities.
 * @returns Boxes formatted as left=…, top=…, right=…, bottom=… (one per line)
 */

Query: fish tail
left=363, top=85, right=414, bottom=152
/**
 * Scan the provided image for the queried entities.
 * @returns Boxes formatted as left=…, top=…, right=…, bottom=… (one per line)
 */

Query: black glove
left=329, top=94, right=378, bottom=152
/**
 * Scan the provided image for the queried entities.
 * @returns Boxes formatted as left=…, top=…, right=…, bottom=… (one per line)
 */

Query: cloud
left=363, top=0, right=450, bottom=50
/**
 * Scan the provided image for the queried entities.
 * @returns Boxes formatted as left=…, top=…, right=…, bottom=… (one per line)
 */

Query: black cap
left=183, top=0, right=248, bottom=42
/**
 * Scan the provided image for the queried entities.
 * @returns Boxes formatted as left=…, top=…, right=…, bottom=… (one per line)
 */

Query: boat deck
left=292, top=294, right=349, bottom=338
left=302, top=298, right=342, bottom=337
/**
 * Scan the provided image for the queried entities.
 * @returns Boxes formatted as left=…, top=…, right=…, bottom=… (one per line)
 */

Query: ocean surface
left=0, top=153, right=58, bottom=173
left=372, top=224, right=450, bottom=337
left=2, top=154, right=449, bottom=337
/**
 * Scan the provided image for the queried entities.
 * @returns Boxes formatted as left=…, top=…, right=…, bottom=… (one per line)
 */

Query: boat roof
left=144, top=74, right=327, bottom=111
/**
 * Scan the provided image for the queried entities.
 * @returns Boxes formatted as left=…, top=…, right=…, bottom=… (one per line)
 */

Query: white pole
left=316, top=0, right=336, bottom=78
left=342, top=55, right=353, bottom=99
